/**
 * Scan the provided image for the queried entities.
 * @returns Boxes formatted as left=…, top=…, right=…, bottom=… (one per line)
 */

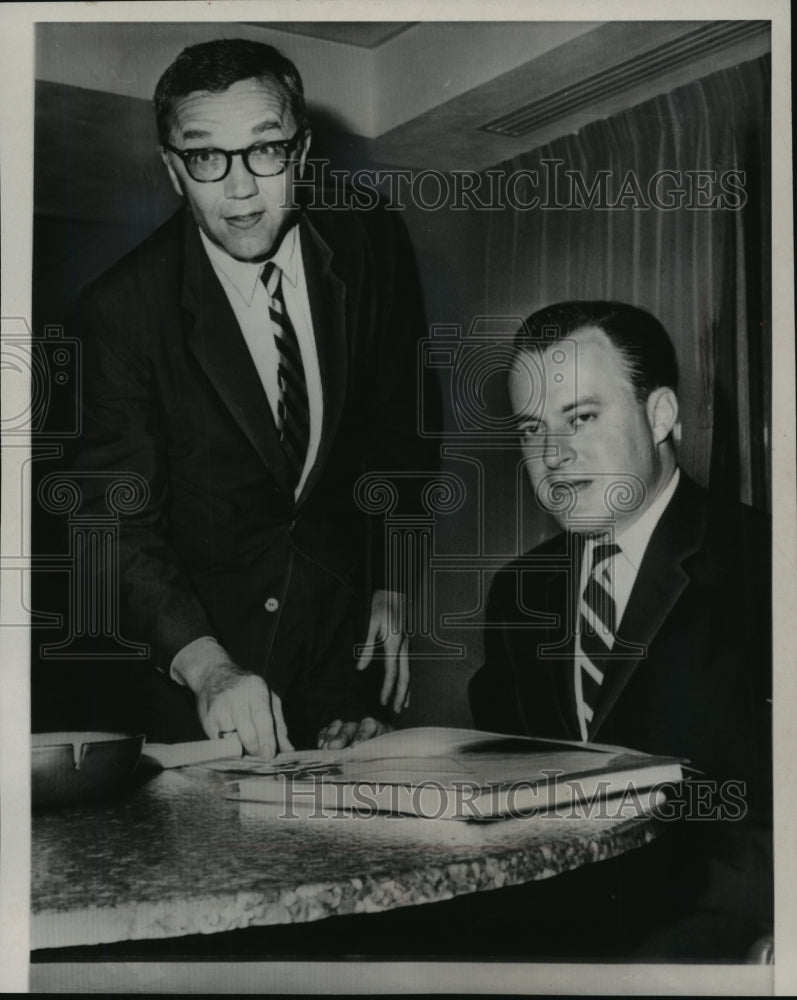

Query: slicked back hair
left=514, top=300, right=679, bottom=403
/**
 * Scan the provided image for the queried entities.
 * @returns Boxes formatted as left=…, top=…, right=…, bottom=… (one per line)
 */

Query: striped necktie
left=261, top=261, right=310, bottom=491
left=576, top=541, right=621, bottom=740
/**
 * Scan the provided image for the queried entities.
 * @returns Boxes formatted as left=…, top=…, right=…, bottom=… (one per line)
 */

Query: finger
left=203, top=695, right=238, bottom=740
left=227, top=696, right=261, bottom=757
left=379, top=652, right=398, bottom=707
left=271, top=692, right=294, bottom=753
left=318, top=719, right=344, bottom=749
left=355, top=618, right=381, bottom=672
left=402, top=686, right=411, bottom=712
left=393, top=635, right=410, bottom=714
left=327, top=720, right=359, bottom=749
left=248, top=689, right=278, bottom=760
left=352, top=716, right=380, bottom=744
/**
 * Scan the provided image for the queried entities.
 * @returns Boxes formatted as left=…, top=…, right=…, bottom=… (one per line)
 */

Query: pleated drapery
left=481, top=55, right=771, bottom=510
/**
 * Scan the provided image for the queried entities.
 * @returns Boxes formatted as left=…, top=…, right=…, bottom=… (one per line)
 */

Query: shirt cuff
left=169, top=636, right=231, bottom=688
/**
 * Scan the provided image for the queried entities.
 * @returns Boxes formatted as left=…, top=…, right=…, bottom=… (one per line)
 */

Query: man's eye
left=520, top=423, right=542, bottom=438
left=191, top=150, right=219, bottom=164
left=252, top=141, right=282, bottom=155
left=571, top=412, right=597, bottom=428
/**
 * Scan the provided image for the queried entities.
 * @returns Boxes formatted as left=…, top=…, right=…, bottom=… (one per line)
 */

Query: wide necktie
left=261, top=261, right=310, bottom=491
left=576, top=541, right=621, bottom=740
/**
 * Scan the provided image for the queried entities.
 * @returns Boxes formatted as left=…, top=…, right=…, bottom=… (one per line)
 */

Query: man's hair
left=153, top=38, right=308, bottom=145
left=515, top=300, right=679, bottom=402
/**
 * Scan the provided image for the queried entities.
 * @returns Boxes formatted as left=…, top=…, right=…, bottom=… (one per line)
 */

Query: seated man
left=469, top=300, right=772, bottom=958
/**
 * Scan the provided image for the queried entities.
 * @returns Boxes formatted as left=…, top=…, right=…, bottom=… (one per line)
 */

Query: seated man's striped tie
left=261, top=261, right=310, bottom=491
left=576, top=541, right=621, bottom=740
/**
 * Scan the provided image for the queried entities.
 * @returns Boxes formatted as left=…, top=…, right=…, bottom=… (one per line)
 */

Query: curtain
left=482, top=55, right=771, bottom=511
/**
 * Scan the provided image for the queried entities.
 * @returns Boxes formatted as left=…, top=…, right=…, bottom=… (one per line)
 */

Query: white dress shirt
left=199, top=224, right=323, bottom=499
left=574, top=467, right=681, bottom=740
left=170, top=225, right=323, bottom=687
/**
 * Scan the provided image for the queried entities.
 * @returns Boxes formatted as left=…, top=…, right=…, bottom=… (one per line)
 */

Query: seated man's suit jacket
left=74, top=201, right=439, bottom=746
left=470, top=473, right=772, bottom=939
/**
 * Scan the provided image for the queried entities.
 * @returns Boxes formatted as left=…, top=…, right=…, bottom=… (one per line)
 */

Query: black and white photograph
left=1, top=1, right=794, bottom=994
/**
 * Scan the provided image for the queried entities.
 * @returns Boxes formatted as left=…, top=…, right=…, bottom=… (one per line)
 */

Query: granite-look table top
left=32, top=764, right=659, bottom=950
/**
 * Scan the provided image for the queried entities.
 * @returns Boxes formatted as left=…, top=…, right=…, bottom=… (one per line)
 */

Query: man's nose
left=541, top=433, right=575, bottom=470
left=224, top=154, right=259, bottom=199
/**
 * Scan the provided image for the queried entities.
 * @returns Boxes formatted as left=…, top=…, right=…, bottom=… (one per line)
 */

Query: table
left=32, top=763, right=659, bottom=952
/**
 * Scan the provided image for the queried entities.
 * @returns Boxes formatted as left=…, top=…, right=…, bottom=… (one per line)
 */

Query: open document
left=160, top=728, right=685, bottom=822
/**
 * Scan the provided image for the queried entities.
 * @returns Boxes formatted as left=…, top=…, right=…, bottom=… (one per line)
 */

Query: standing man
left=75, top=39, right=439, bottom=758
left=470, top=301, right=771, bottom=956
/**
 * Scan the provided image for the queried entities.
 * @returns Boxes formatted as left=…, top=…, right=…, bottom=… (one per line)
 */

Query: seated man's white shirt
left=170, top=224, right=323, bottom=686
left=574, top=467, right=681, bottom=740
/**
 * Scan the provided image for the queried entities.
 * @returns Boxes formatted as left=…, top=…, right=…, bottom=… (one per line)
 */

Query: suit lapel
left=180, top=218, right=294, bottom=496
left=559, top=531, right=586, bottom=739
left=295, top=214, right=348, bottom=505
left=522, top=531, right=583, bottom=740
left=589, top=475, right=707, bottom=738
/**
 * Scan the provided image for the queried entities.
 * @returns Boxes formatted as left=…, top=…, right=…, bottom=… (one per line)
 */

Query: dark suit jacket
left=74, top=202, right=439, bottom=745
left=470, top=473, right=772, bottom=933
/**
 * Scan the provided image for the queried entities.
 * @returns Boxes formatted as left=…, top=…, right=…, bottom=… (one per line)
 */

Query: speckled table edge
left=32, top=817, right=657, bottom=950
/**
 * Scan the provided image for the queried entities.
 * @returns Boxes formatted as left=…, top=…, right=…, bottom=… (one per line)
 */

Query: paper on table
left=143, top=735, right=243, bottom=768
left=228, top=726, right=685, bottom=821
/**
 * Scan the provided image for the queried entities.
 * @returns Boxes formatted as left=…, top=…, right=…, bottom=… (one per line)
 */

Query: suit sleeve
left=468, top=569, right=527, bottom=735
left=72, top=285, right=215, bottom=669
left=357, top=205, right=443, bottom=587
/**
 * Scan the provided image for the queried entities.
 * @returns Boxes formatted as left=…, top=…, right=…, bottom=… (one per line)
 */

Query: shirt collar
left=613, top=467, right=680, bottom=572
left=199, top=222, right=300, bottom=306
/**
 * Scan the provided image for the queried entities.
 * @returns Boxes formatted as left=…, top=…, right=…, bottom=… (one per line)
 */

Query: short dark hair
left=153, top=38, right=308, bottom=145
left=514, top=300, right=679, bottom=402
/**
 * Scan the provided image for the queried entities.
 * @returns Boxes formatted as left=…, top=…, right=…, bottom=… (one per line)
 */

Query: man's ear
left=646, top=386, right=679, bottom=445
left=160, top=149, right=184, bottom=198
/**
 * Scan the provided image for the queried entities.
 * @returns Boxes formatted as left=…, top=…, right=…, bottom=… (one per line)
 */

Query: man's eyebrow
left=252, top=120, right=287, bottom=136
left=561, top=396, right=603, bottom=415
left=178, top=120, right=285, bottom=143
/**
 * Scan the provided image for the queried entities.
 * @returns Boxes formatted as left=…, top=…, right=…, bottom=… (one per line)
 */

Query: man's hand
left=194, top=661, right=293, bottom=760
left=356, top=589, right=409, bottom=713
left=317, top=717, right=392, bottom=750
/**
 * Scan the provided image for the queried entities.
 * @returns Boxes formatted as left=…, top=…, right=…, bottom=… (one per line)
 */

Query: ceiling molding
left=239, top=22, right=417, bottom=48
left=480, top=20, right=771, bottom=138
left=368, top=20, right=771, bottom=171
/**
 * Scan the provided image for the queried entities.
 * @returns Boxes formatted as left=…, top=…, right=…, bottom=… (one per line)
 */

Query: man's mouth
left=551, top=478, right=592, bottom=492
left=225, top=211, right=265, bottom=229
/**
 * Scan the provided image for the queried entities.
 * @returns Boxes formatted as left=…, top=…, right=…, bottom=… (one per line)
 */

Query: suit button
left=264, top=597, right=279, bottom=612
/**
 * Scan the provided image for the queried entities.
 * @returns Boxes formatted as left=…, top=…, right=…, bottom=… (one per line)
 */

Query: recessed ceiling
left=239, top=21, right=416, bottom=48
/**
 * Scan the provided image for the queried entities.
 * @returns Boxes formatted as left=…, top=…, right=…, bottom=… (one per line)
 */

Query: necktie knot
left=591, top=542, right=620, bottom=574
left=261, top=260, right=281, bottom=297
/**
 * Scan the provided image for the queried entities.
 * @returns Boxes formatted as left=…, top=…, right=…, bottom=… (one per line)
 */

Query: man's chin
left=545, top=495, right=620, bottom=533
left=220, top=233, right=276, bottom=262
left=205, top=218, right=286, bottom=262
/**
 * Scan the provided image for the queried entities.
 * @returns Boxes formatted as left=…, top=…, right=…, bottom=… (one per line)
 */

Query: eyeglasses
left=164, top=129, right=305, bottom=183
